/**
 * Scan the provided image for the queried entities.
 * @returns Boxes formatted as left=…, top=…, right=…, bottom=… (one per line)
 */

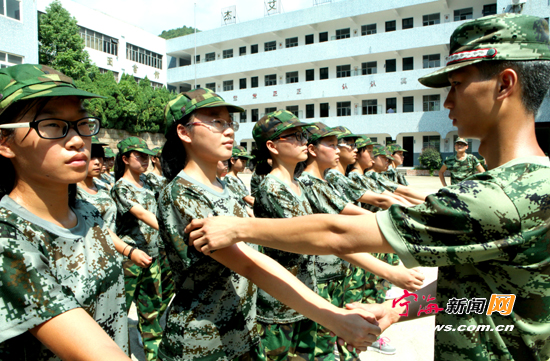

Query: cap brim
left=272, top=121, right=311, bottom=139
left=22, top=86, right=105, bottom=100
left=133, top=148, right=156, bottom=156
left=202, top=100, right=244, bottom=113
left=238, top=155, right=254, bottom=159
left=418, top=59, right=483, bottom=88
left=338, top=132, right=361, bottom=140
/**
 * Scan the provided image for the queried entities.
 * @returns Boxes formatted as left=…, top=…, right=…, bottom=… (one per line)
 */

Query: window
left=252, top=109, right=259, bottom=122
left=265, top=107, right=277, bottom=115
left=319, top=32, right=328, bottom=42
left=251, top=44, right=258, bottom=54
left=423, top=135, right=441, bottom=151
left=361, top=24, right=377, bottom=35
left=306, top=104, right=315, bottom=118
left=205, top=52, right=215, bottom=62
left=386, top=98, right=397, bottom=113
left=403, top=96, right=414, bottom=113
left=239, top=46, right=246, bottom=56
left=385, top=59, right=396, bottom=73
left=223, top=80, right=233, bottom=91
left=1, top=0, right=20, bottom=20
left=402, top=17, right=413, bottom=29
left=320, top=67, right=329, bottom=80
left=240, top=111, right=247, bottom=123
left=423, top=13, right=440, bottom=26
left=0, top=51, right=23, bottom=68
left=362, top=61, right=377, bottom=75
left=205, top=82, right=216, bottom=91
left=126, top=43, right=163, bottom=69
left=265, top=74, right=277, bottom=86
left=423, top=54, right=440, bottom=68
left=454, top=8, right=473, bottom=21
left=336, top=28, right=350, bottom=39
left=362, top=99, right=378, bottom=115
left=385, top=20, right=396, bottom=32
left=483, top=4, right=497, bottom=16
left=305, top=34, right=314, bottom=45
left=195, top=55, right=200, bottom=64
left=320, top=103, right=329, bottom=117
left=337, top=102, right=351, bottom=116
left=239, top=78, right=246, bottom=89
left=251, top=76, right=258, bottom=88
left=423, top=95, right=441, bottom=111
left=286, top=71, right=298, bottom=83
left=79, top=27, right=118, bottom=56
left=265, top=41, right=276, bottom=52
left=286, top=105, right=299, bottom=117
left=403, top=57, right=414, bottom=71
left=285, top=37, right=298, bottom=48
left=336, top=65, right=351, bottom=78
left=306, top=69, right=314, bottom=81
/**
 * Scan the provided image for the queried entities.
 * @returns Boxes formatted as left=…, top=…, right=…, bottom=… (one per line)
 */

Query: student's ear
left=266, top=140, right=279, bottom=155
left=0, top=134, right=15, bottom=159
left=307, top=144, right=317, bottom=157
left=496, top=68, right=519, bottom=100
left=122, top=154, right=130, bottom=165
left=230, top=157, right=237, bottom=165
left=177, top=123, right=192, bottom=144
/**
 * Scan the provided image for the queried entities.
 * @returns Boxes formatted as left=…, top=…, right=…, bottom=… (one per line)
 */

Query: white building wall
left=0, top=0, right=38, bottom=65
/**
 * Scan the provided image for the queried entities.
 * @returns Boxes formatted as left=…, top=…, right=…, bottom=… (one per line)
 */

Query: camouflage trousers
left=158, top=248, right=175, bottom=320
left=124, top=258, right=163, bottom=361
left=229, top=341, right=267, bottom=361
left=315, top=278, right=345, bottom=361
left=337, top=266, right=365, bottom=361
left=258, top=319, right=317, bottom=361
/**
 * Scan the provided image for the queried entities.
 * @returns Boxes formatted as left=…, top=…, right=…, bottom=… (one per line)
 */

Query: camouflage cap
left=0, top=64, right=103, bottom=117
left=117, top=137, right=156, bottom=156
left=232, top=145, right=254, bottom=159
left=152, top=147, right=162, bottom=157
left=373, top=145, right=395, bottom=160
left=305, top=122, right=340, bottom=143
left=356, top=135, right=379, bottom=149
left=455, top=137, right=469, bottom=145
left=388, top=143, right=407, bottom=153
left=164, top=88, right=244, bottom=132
left=419, top=14, right=550, bottom=88
left=332, top=126, right=361, bottom=140
left=104, top=147, right=116, bottom=158
left=252, top=110, right=310, bottom=144
left=91, top=136, right=107, bottom=146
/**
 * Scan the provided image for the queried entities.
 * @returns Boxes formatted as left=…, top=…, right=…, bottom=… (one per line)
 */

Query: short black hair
left=474, top=60, right=550, bottom=115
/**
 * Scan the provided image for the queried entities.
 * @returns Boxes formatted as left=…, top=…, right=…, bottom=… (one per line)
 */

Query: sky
left=71, top=0, right=315, bottom=36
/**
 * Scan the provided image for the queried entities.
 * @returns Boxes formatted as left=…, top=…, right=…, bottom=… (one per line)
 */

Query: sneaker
left=368, top=337, right=396, bottom=355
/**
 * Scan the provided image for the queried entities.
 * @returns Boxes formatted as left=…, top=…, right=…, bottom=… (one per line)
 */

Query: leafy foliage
left=159, top=26, right=200, bottom=40
left=418, top=147, right=442, bottom=176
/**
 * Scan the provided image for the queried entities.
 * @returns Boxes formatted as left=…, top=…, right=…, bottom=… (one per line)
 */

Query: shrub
left=418, top=147, right=442, bottom=176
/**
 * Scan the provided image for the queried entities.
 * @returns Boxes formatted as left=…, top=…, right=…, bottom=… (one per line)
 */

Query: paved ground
left=129, top=175, right=444, bottom=361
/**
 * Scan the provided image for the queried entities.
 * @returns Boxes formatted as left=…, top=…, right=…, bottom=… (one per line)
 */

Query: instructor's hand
left=186, top=216, right=243, bottom=254
left=331, top=307, right=381, bottom=352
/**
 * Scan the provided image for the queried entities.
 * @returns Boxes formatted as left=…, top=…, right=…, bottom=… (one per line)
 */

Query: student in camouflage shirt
left=101, top=147, right=116, bottom=187
left=158, top=89, right=381, bottom=360
left=189, top=14, right=550, bottom=361
left=384, top=144, right=409, bottom=186
left=224, top=146, right=255, bottom=208
left=112, top=137, right=163, bottom=361
left=439, top=137, right=485, bottom=186
left=144, top=147, right=169, bottom=199
left=0, top=64, right=131, bottom=360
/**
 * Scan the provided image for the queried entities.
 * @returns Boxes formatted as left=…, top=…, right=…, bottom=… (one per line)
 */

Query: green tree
left=38, top=0, right=93, bottom=79
left=418, top=147, right=442, bottom=176
left=159, top=26, right=200, bottom=40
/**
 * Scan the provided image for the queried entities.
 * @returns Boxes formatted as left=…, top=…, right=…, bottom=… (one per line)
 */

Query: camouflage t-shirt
left=254, top=174, right=316, bottom=323
left=0, top=196, right=128, bottom=360
left=298, top=171, right=349, bottom=283
left=76, top=183, right=117, bottom=232
left=377, top=156, right=550, bottom=361
left=444, top=153, right=481, bottom=185
left=144, top=172, right=168, bottom=200
left=157, top=171, right=260, bottom=361
left=384, top=166, right=409, bottom=186
left=364, top=170, right=398, bottom=193
left=347, top=171, right=383, bottom=212
left=111, top=178, right=160, bottom=258
left=250, top=171, right=265, bottom=198
left=325, top=169, right=364, bottom=204
left=224, top=174, right=250, bottom=210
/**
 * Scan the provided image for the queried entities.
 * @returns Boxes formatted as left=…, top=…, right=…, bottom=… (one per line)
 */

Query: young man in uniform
left=439, top=137, right=485, bottom=186
left=188, top=14, right=550, bottom=360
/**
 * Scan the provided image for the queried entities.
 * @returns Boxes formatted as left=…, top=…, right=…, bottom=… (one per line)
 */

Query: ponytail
left=114, top=152, right=128, bottom=181
left=251, top=146, right=272, bottom=176
left=161, top=113, right=193, bottom=181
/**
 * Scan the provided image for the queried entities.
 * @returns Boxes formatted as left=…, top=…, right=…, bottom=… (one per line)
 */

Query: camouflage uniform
left=144, top=172, right=168, bottom=200
left=157, top=170, right=263, bottom=361
left=250, top=171, right=265, bottom=198
left=76, top=182, right=117, bottom=232
left=384, top=166, right=409, bottom=186
left=443, top=153, right=481, bottom=185
left=224, top=174, right=251, bottom=208
left=111, top=177, right=163, bottom=361
left=346, top=171, right=383, bottom=213
left=0, top=196, right=128, bottom=360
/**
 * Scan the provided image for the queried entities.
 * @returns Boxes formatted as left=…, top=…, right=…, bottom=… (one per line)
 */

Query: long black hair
left=161, top=113, right=193, bottom=181
left=114, top=151, right=130, bottom=181
left=251, top=146, right=272, bottom=176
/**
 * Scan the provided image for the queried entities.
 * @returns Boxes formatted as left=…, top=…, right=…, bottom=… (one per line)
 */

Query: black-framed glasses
left=0, top=117, right=101, bottom=140
left=187, top=119, right=239, bottom=133
left=274, top=131, right=308, bottom=143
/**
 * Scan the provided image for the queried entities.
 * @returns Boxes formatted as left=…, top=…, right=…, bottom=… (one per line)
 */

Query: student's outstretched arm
left=210, top=242, right=382, bottom=351
left=358, top=191, right=408, bottom=209
left=107, top=228, right=152, bottom=268
left=129, top=204, right=159, bottom=230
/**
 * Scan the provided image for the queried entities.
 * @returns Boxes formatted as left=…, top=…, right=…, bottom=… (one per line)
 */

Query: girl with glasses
left=157, top=91, right=378, bottom=361
left=0, top=65, right=131, bottom=360
left=111, top=137, right=163, bottom=360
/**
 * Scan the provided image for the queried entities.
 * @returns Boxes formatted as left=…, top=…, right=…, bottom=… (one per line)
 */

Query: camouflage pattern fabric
left=111, top=178, right=160, bottom=258
left=123, top=258, right=163, bottom=361
left=258, top=319, right=317, bottom=361
left=315, top=279, right=347, bottom=361
left=324, top=169, right=363, bottom=204
left=383, top=166, right=409, bottom=186
left=117, top=137, right=156, bottom=156
left=224, top=174, right=251, bottom=209
left=377, top=156, right=550, bottom=360
left=443, top=153, right=481, bottom=185
left=100, top=172, right=115, bottom=187
left=250, top=171, right=265, bottom=198
left=252, top=110, right=309, bottom=144
left=157, top=170, right=261, bottom=361
left=232, top=146, right=254, bottom=159
left=364, top=170, right=398, bottom=193
left=346, top=171, right=383, bottom=213
left=0, top=196, right=128, bottom=360
left=144, top=172, right=168, bottom=200
left=76, top=183, right=117, bottom=232
left=253, top=174, right=317, bottom=323
left=158, top=248, right=175, bottom=321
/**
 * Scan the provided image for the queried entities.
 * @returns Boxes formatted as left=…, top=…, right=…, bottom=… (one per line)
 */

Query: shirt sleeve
left=304, top=182, right=347, bottom=215
left=111, top=183, right=139, bottom=214
left=376, top=179, right=522, bottom=268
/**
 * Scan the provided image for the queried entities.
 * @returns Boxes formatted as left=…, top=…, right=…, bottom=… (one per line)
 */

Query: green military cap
left=104, top=147, right=116, bottom=158
left=304, top=122, right=340, bottom=143
left=0, top=64, right=103, bottom=117
left=117, top=136, right=156, bottom=156
left=252, top=110, right=310, bottom=144
left=91, top=136, right=107, bottom=146
left=356, top=135, right=379, bottom=149
left=332, top=126, right=361, bottom=140
left=164, top=88, right=244, bottom=132
left=232, top=145, right=254, bottom=159
left=373, top=145, right=395, bottom=160
left=388, top=143, right=407, bottom=153
left=152, top=147, right=162, bottom=157
left=455, top=137, right=469, bottom=145
left=420, top=14, right=550, bottom=88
